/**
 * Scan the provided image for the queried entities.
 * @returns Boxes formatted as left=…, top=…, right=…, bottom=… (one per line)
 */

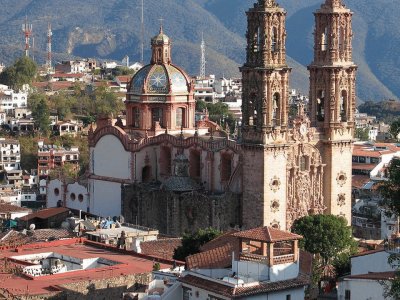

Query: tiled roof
left=344, top=271, right=396, bottom=281
left=352, top=175, right=371, bottom=189
left=19, top=207, right=70, bottom=221
left=140, top=238, right=182, bottom=260
left=0, top=203, right=31, bottom=214
left=30, top=229, right=74, bottom=241
left=351, top=248, right=384, bottom=258
left=179, top=273, right=310, bottom=298
left=200, top=229, right=240, bottom=252
left=187, top=244, right=233, bottom=269
left=352, top=163, right=378, bottom=171
left=233, top=227, right=302, bottom=243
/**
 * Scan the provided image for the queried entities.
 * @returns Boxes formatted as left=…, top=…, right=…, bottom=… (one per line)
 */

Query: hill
left=0, top=0, right=398, bottom=101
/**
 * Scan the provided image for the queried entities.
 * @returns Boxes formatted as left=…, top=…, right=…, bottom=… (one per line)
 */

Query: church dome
left=129, top=63, right=190, bottom=95
left=128, top=27, right=191, bottom=97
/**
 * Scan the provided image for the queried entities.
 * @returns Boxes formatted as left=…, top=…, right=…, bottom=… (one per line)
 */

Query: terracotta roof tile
left=140, top=238, right=182, bottom=260
left=200, top=229, right=240, bottom=253
left=352, top=163, right=378, bottom=171
left=352, top=175, right=371, bottom=189
left=187, top=244, right=233, bottom=269
left=19, top=207, right=70, bottom=221
left=0, top=203, right=31, bottom=214
left=179, top=273, right=310, bottom=298
left=344, top=271, right=396, bottom=281
left=233, top=227, right=302, bottom=243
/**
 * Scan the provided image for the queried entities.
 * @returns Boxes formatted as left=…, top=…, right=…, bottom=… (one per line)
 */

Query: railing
left=385, top=238, right=400, bottom=254
left=239, top=253, right=269, bottom=265
left=273, top=254, right=295, bottom=265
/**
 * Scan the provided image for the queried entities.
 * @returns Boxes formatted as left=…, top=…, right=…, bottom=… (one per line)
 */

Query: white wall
left=338, top=279, right=393, bottom=300
left=90, top=179, right=121, bottom=217
left=65, top=182, right=88, bottom=211
left=47, top=179, right=62, bottom=208
left=242, top=287, right=304, bottom=300
left=351, top=251, right=395, bottom=275
left=92, top=135, right=131, bottom=179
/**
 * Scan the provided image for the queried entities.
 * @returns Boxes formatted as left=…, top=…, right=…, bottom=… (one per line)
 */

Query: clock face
left=149, top=73, right=167, bottom=89
left=300, top=124, right=308, bottom=135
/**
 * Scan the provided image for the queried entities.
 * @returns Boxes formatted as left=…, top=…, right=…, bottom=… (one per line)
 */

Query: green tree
left=390, top=118, right=400, bottom=141
left=30, top=94, right=51, bottom=135
left=0, top=56, right=37, bottom=90
left=19, top=136, right=38, bottom=171
left=355, top=127, right=370, bottom=141
left=196, top=100, right=207, bottom=112
left=173, top=227, right=221, bottom=261
left=292, top=215, right=356, bottom=265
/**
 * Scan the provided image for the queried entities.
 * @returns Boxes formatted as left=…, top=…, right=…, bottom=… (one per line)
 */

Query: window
left=183, top=287, right=192, bottom=300
left=209, top=296, right=224, bottom=300
left=321, top=27, right=328, bottom=51
left=286, top=295, right=291, bottom=300
left=70, top=193, right=76, bottom=201
left=176, top=107, right=185, bottom=128
left=160, top=147, right=172, bottom=176
left=152, top=108, right=163, bottom=127
left=142, top=166, right=152, bottom=183
left=359, top=156, right=366, bottom=163
left=300, top=156, right=307, bottom=171
left=345, top=290, right=351, bottom=300
left=317, top=90, right=325, bottom=121
left=341, top=90, right=348, bottom=121
left=272, top=27, right=278, bottom=52
left=78, top=194, right=84, bottom=202
left=133, top=107, right=140, bottom=128
left=54, top=188, right=60, bottom=196
left=221, top=153, right=232, bottom=182
left=272, top=93, right=280, bottom=126
left=189, top=150, right=201, bottom=179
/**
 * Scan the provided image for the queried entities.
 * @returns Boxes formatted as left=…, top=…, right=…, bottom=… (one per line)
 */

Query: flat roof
left=87, top=226, right=158, bottom=238
left=0, top=239, right=170, bottom=296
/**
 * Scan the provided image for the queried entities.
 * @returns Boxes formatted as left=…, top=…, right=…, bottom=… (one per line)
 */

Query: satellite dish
left=29, top=224, right=35, bottom=231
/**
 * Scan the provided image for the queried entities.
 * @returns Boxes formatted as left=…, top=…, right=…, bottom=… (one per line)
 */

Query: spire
left=158, top=18, right=164, bottom=34
left=324, top=0, right=344, bottom=8
left=259, top=0, right=277, bottom=8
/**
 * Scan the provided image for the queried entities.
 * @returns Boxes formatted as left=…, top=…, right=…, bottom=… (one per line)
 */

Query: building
left=47, top=178, right=89, bottom=211
left=37, top=141, right=80, bottom=180
left=194, top=75, right=216, bottom=103
left=84, top=0, right=356, bottom=235
left=338, top=248, right=397, bottom=300
left=161, top=226, right=309, bottom=299
left=0, top=238, right=177, bottom=299
left=18, top=207, right=71, bottom=229
left=0, top=138, right=20, bottom=171
left=0, top=84, right=28, bottom=115
left=0, top=202, right=31, bottom=220
left=52, top=120, right=83, bottom=136
left=0, top=184, right=22, bottom=206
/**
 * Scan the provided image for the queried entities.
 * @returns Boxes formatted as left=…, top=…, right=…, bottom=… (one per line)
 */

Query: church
left=84, top=0, right=356, bottom=235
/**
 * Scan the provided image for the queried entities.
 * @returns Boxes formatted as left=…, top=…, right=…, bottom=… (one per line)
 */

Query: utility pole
left=200, top=32, right=206, bottom=79
left=22, top=16, right=33, bottom=57
left=140, top=0, right=144, bottom=64
left=46, top=22, right=53, bottom=74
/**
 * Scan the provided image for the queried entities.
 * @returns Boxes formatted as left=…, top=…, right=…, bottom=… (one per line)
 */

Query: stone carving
left=336, top=171, right=347, bottom=187
left=337, top=193, right=346, bottom=207
left=269, top=176, right=281, bottom=192
left=271, top=200, right=280, bottom=212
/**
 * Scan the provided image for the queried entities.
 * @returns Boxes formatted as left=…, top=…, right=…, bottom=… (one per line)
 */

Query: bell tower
left=151, top=26, right=172, bottom=65
left=241, top=0, right=291, bottom=229
left=309, top=0, right=357, bottom=223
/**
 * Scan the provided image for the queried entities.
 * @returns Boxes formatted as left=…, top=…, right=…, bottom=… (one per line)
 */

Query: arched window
left=142, top=166, right=152, bottom=183
left=272, top=93, right=280, bottom=126
left=321, top=27, right=328, bottom=51
left=176, top=107, right=185, bottom=128
left=341, top=90, right=348, bottom=122
left=254, top=26, right=261, bottom=53
left=339, top=26, right=345, bottom=53
left=189, top=150, right=201, bottom=179
left=221, top=153, right=232, bottom=182
left=152, top=108, right=163, bottom=127
left=165, top=49, right=168, bottom=58
left=271, top=27, right=278, bottom=52
left=300, top=156, right=307, bottom=172
left=317, top=90, right=325, bottom=121
left=160, top=147, right=171, bottom=176
left=248, top=92, right=256, bottom=126
left=157, top=49, right=162, bottom=60
left=133, top=107, right=140, bottom=128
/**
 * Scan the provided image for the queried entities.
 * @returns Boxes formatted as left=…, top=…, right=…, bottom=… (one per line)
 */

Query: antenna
left=22, top=16, right=33, bottom=57
left=32, top=37, right=35, bottom=62
left=46, top=22, right=53, bottom=73
left=140, top=0, right=144, bottom=64
left=200, top=32, right=206, bottom=79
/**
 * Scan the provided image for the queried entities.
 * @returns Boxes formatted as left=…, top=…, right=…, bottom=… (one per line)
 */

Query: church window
left=221, top=153, right=232, bottom=182
left=54, top=188, right=59, bottom=196
left=142, top=166, right=152, bottom=183
left=189, top=150, right=201, bottom=179
left=321, top=27, right=328, bottom=51
left=300, top=156, right=308, bottom=171
left=152, top=108, right=163, bottom=127
left=70, top=193, right=76, bottom=201
left=339, top=26, right=345, bottom=53
left=157, top=49, right=162, bottom=61
left=254, top=26, right=261, bottom=53
left=340, top=90, right=348, bottom=122
left=160, top=147, right=171, bottom=176
left=78, top=194, right=84, bottom=202
left=272, top=27, right=278, bottom=52
left=164, top=49, right=168, bottom=58
left=133, top=107, right=140, bottom=128
left=317, top=90, right=325, bottom=121
left=176, top=107, right=185, bottom=128
left=272, top=93, right=280, bottom=126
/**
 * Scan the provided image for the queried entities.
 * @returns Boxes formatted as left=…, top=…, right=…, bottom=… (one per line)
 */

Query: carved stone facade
left=241, top=0, right=356, bottom=230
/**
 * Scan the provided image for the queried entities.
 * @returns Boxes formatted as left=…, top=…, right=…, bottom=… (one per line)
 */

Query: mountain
left=0, top=0, right=398, bottom=102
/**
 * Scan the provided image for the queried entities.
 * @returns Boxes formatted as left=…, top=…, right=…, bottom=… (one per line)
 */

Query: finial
left=194, top=123, right=199, bottom=137
left=158, top=18, right=164, bottom=34
left=180, top=125, right=184, bottom=139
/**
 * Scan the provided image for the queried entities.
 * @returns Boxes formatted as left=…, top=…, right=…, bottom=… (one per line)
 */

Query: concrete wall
left=92, top=135, right=131, bottom=179
left=351, top=251, right=395, bottom=275
left=338, top=279, right=392, bottom=300
left=90, top=179, right=122, bottom=217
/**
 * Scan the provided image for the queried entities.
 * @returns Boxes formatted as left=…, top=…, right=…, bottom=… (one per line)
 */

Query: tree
left=19, top=136, right=38, bottom=171
left=29, top=94, right=51, bottom=135
left=173, top=227, right=221, bottom=261
left=355, top=127, right=370, bottom=141
left=0, top=56, right=37, bottom=90
left=380, top=158, right=400, bottom=215
left=292, top=215, right=356, bottom=265
left=196, top=100, right=207, bottom=112
left=390, top=118, right=400, bottom=141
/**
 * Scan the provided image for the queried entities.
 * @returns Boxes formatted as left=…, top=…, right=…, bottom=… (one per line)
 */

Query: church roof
left=233, top=226, right=302, bottom=242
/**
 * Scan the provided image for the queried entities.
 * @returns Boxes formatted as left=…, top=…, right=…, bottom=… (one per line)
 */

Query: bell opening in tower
left=317, top=90, right=325, bottom=122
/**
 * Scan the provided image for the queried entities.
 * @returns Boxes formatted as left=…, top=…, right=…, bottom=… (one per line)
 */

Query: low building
left=52, top=120, right=83, bottom=136
left=0, top=184, right=22, bottom=206
left=162, top=226, right=309, bottom=300
left=18, top=207, right=71, bottom=229
left=0, top=85, right=28, bottom=115
left=37, top=141, right=80, bottom=180
left=0, top=202, right=31, bottom=220
left=0, top=138, right=20, bottom=171
left=338, top=248, right=397, bottom=300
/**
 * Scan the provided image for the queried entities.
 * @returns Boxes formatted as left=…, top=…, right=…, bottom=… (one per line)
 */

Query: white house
left=0, top=85, right=28, bottom=114
left=47, top=179, right=89, bottom=212
left=0, top=138, right=21, bottom=171
left=338, top=249, right=397, bottom=300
